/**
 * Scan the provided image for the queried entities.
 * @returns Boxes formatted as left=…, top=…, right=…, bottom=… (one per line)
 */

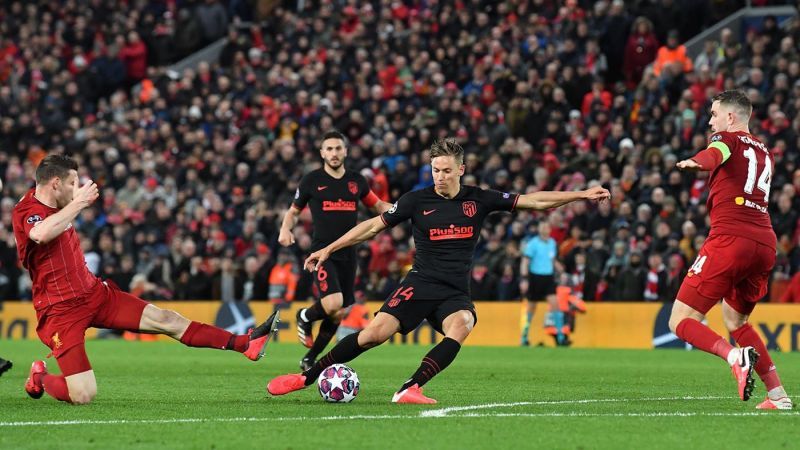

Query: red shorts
left=677, top=235, right=774, bottom=315
left=35, top=280, right=149, bottom=376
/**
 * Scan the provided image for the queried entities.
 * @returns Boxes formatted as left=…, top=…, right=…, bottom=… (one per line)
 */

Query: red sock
left=676, top=318, right=734, bottom=361
left=180, top=321, right=242, bottom=351
left=40, top=374, right=71, bottom=402
left=731, top=323, right=782, bottom=390
left=231, top=334, right=250, bottom=353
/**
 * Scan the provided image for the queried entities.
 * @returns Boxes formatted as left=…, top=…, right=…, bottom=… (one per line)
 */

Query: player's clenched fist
left=73, top=180, right=99, bottom=209
left=278, top=228, right=295, bottom=246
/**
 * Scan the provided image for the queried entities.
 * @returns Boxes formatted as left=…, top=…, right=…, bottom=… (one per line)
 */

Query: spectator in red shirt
left=623, top=17, right=659, bottom=88
left=118, top=31, right=148, bottom=86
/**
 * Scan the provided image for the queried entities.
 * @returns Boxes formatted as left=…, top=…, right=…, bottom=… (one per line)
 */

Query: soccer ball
left=317, top=364, right=360, bottom=403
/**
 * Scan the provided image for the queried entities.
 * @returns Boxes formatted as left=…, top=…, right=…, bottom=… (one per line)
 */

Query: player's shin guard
left=676, top=318, right=734, bottom=361
left=302, top=331, right=366, bottom=386
left=306, top=317, right=339, bottom=360
left=179, top=321, right=241, bottom=351
left=731, top=323, right=783, bottom=391
left=399, top=337, right=461, bottom=392
left=41, top=374, right=71, bottom=402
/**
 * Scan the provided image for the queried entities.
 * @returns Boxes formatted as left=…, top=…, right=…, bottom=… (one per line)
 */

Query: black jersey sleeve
left=479, top=188, right=520, bottom=212
left=291, top=174, right=312, bottom=210
left=380, top=191, right=415, bottom=227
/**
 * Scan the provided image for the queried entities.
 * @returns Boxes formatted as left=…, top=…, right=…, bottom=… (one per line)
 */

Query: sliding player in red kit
left=671, top=90, right=792, bottom=409
left=12, top=155, right=279, bottom=404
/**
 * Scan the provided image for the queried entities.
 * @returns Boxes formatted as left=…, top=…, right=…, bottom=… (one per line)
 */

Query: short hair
left=320, top=130, right=348, bottom=147
left=35, top=154, right=78, bottom=185
left=429, top=138, right=464, bottom=165
left=712, top=90, right=752, bottom=120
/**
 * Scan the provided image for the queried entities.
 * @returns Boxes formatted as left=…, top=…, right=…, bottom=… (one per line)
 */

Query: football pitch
left=1, top=340, right=798, bottom=449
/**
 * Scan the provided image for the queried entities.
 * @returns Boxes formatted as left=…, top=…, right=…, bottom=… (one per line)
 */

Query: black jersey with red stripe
left=380, top=185, right=519, bottom=296
left=292, top=168, right=377, bottom=261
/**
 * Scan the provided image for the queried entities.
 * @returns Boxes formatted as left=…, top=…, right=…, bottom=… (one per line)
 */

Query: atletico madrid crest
left=462, top=201, right=477, bottom=217
left=348, top=181, right=358, bottom=195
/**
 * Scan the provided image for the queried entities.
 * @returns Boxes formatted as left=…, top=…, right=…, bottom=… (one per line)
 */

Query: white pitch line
left=0, top=415, right=401, bottom=427
left=2, top=409, right=796, bottom=428
left=3, top=396, right=784, bottom=428
left=419, top=395, right=727, bottom=417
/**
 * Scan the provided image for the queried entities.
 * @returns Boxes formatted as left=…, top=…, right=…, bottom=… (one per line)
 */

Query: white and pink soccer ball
left=317, top=364, right=360, bottom=403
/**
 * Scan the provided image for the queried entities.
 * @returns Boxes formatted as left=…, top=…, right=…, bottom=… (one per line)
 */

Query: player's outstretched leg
left=392, top=310, right=473, bottom=405
left=138, top=303, right=279, bottom=361
left=0, top=357, right=12, bottom=377
left=301, top=317, right=340, bottom=371
left=723, top=302, right=793, bottom=410
left=268, top=313, right=399, bottom=396
left=669, top=300, right=757, bottom=401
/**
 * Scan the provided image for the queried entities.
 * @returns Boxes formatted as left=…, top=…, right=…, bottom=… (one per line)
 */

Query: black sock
left=303, top=331, right=366, bottom=386
left=306, top=317, right=339, bottom=360
left=302, top=301, right=327, bottom=323
left=399, top=337, right=461, bottom=392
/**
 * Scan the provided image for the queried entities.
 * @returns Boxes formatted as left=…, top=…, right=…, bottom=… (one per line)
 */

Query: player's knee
left=723, top=316, right=746, bottom=332
left=455, top=311, right=475, bottom=332
left=444, top=312, right=474, bottom=343
left=358, top=327, right=390, bottom=348
left=70, top=387, right=97, bottom=405
left=667, top=314, right=683, bottom=334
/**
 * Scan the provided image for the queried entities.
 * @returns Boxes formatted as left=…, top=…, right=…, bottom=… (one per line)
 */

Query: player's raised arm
left=304, top=215, right=387, bottom=271
left=516, top=186, right=610, bottom=211
left=29, top=179, right=98, bottom=244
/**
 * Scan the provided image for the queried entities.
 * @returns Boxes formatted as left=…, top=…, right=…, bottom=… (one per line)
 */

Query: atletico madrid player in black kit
left=279, top=130, right=391, bottom=370
left=268, top=138, right=610, bottom=403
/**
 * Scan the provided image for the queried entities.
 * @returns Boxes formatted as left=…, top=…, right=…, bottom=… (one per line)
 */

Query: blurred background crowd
left=2, top=0, right=800, bottom=304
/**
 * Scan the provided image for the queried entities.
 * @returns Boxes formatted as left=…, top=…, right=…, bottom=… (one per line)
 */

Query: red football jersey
left=703, top=131, right=776, bottom=248
left=11, top=188, right=99, bottom=310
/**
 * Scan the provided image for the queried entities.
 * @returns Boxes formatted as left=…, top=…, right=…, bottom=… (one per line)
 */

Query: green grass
left=0, top=340, right=798, bottom=449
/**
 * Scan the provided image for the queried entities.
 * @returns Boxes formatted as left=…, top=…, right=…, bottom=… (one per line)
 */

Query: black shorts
left=313, top=259, right=356, bottom=307
left=377, top=273, right=477, bottom=335
left=527, top=273, right=555, bottom=300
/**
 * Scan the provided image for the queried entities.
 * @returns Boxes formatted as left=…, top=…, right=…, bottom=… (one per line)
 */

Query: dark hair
left=712, top=90, right=752, bottom=119
left=320, top=130, right=348, bottom=147
left=35, top=154, right=78, bottom=185
left=429, top=137, right=464, bottom=165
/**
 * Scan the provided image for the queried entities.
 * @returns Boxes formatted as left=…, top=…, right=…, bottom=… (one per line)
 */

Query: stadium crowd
left=2, top=0, right=800, bottom=304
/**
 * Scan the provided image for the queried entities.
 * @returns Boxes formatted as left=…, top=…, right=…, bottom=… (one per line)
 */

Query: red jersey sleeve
left=18, top=203, right=50, bottom=240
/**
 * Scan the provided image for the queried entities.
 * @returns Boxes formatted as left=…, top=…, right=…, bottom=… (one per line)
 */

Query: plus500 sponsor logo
left=429, top=226, right=474, bottom=241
